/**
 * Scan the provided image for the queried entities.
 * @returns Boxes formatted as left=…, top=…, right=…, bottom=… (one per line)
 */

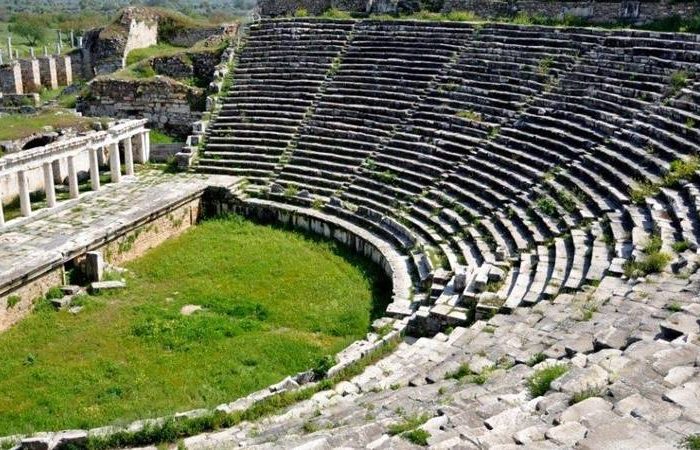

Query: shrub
left=284, top=185, right=299, bottom=197
left=321, top=8, right=353, bottom=19
left=535, top=196, right=559, bottom=218
left=682, top=434, right=700, bottom=450
left=404, top=428, right=430, bottom=446
left=538, top=57, right=553, bottom=75
left=313, top=355, right=335, bottom=378
left=6, top=295, right=21, bottom=309
left=45, top=287, right=63, bottom=300
left=666, top=302, right=683, bottom=312
left=672, top=240, right=691, bottom=253
left=669, top=70, right=689, bottom=95
left=446, top=363, right=472, bottom=380
left=687, top=118, right=696, bottom=130
left=527, top=364, right=568, bottom=397
left=526, top=352, right=546, bottom=367
left=446, top=10, right=480, bottom=21
left=623, top=252, right=671, bottom=278
left=630, top=181, right=659, bottom=204
left=294, top=7, right=309, bottom=17
left=664, top=156, right=699, bottom=187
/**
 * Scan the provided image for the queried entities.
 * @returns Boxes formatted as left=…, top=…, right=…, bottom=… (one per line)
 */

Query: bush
left=456, top=110, right=482, bottom=122
left=526, top=352, right=546, bottom=367
left=6, top=295, right=21, bottom=309
left=321, top=8, right=353, bottom=19
left=672, top=240, right=691, bottom=253
left=294, top=7, right=309, bottom=17
left=313, top=355, right=335, bottom=378
left=527, top=364, right=568, bottom=397
left=388, top=414, right=430, bottom=436
left=623, top=252, right=671, bottom=278
left=404, top=428, right=430, bottom=446
left=669, top=70, right=689, bottom=95
left=664, top=156, right=699, bottom=187
left=45, top=287, right=63, bottom=300
left=682, top=434, right=700, bottom=450
left=535, top=196, right=559, bottom=218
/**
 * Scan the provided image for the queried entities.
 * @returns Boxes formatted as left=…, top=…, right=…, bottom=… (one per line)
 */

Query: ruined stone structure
left=0, top=119, right=149, bottom=224
left=78, top=77, right=206, bottom=137
left=0, top=55, right=73, bottom=100
left=2, top=17, right=700, bottom=449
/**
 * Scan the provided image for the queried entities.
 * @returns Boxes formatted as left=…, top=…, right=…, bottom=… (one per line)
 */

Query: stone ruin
left=1, top=16, right=700, bottom=450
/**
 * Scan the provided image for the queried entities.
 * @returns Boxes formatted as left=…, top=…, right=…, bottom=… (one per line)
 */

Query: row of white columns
left=0, top=131, right=150, bottom=226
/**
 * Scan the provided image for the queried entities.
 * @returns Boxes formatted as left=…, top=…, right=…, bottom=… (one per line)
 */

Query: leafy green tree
left=8, top=13, right=49, bottom=46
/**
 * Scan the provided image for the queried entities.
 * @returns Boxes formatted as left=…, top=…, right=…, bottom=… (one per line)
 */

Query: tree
left=8, top=13, right=49, bottom=47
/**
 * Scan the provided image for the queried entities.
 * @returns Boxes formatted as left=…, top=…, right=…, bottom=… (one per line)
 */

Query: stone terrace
left=198, top=19, right=700, bottom=330
left=187, top=18, right=700, bottom=448
left=171, top=265, right=700, bottom=449
left=0, top=171, right=237, bottom=329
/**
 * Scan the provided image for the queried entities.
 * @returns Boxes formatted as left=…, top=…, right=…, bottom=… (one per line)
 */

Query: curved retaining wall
left=206, top=194, right=416, bottom=318
left=2, top=190, right=413, bottom=449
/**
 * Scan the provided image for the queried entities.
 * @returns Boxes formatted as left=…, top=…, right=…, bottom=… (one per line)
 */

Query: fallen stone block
left=89, top=280, right=126, bottom=294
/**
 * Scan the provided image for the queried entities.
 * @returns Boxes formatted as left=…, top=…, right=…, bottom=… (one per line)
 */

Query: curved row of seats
left=198, top=19, right=700, bottom=322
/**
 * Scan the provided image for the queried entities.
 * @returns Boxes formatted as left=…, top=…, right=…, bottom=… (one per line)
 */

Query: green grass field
left=0, top=215, right=390, bottom=435
left=0, top=110, right=97, bottom=142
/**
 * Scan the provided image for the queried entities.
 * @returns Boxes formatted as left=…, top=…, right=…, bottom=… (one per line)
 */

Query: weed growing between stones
left=527, top=364, right=568, bottom=397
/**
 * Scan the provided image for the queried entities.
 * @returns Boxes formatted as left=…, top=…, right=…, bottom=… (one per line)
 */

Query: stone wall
left=258, top=0, right=332, bottom=16
left=19, top=60, right=41, bottom=93
left=258, top=0, right=700, bottom=22
left=38, top=57, right=58, bottom=90
left=0, top=62, right=23, bottom=95
left=0, top=194, right=201, bottom=332
left=78, top=77, right=206, bottom=137
left=441, top=0, right=700, bottom=24
left=150, top=49, right=222, bottom=87
left=166, top=24, right=240, bottom=47
left=150, top=143, right=184, bottom=162
left=0, top=267, right=63, bottom=332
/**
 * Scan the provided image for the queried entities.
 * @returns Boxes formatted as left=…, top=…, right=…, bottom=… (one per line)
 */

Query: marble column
left=17, top=170, right=31, bottom=217
left=109, top=142, right=121, bottom=183
left=67, top=156, right=79, bottom=199
left=42, top=161, right=56, bottom=208
left=88, top=147, right=100, bottom=191
left=124, top=137, right=134, bottom=176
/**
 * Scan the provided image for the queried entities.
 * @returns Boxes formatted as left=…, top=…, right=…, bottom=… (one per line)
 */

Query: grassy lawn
left=0, top=110, right=98, bottom=142
left=0, top=215, right=390, bottom=435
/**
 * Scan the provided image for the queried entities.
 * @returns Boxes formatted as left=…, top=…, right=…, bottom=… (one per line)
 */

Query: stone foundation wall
left=55, top=56, right=73, bottom=86
left=0, top=267, right=63, bottom=332
left=90, top=197, right=201, bottom=267
left=78, top=77, right=206, bottom=137
left=166, top=24, right=240, bottom=47
left=19, top=59, right=41, bottom=93
left=259, top=0, right=332, bottom=16
left=0, top=193, right=202, bottom=332
left=38, top=57, right=58, bottom=90
left=0, top=62, right=23, bottom=94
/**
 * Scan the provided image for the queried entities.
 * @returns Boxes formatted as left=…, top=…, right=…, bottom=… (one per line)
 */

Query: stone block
left=89, top=280, right=125, bottom=293
left=85, top=251, right=104, bottom=282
